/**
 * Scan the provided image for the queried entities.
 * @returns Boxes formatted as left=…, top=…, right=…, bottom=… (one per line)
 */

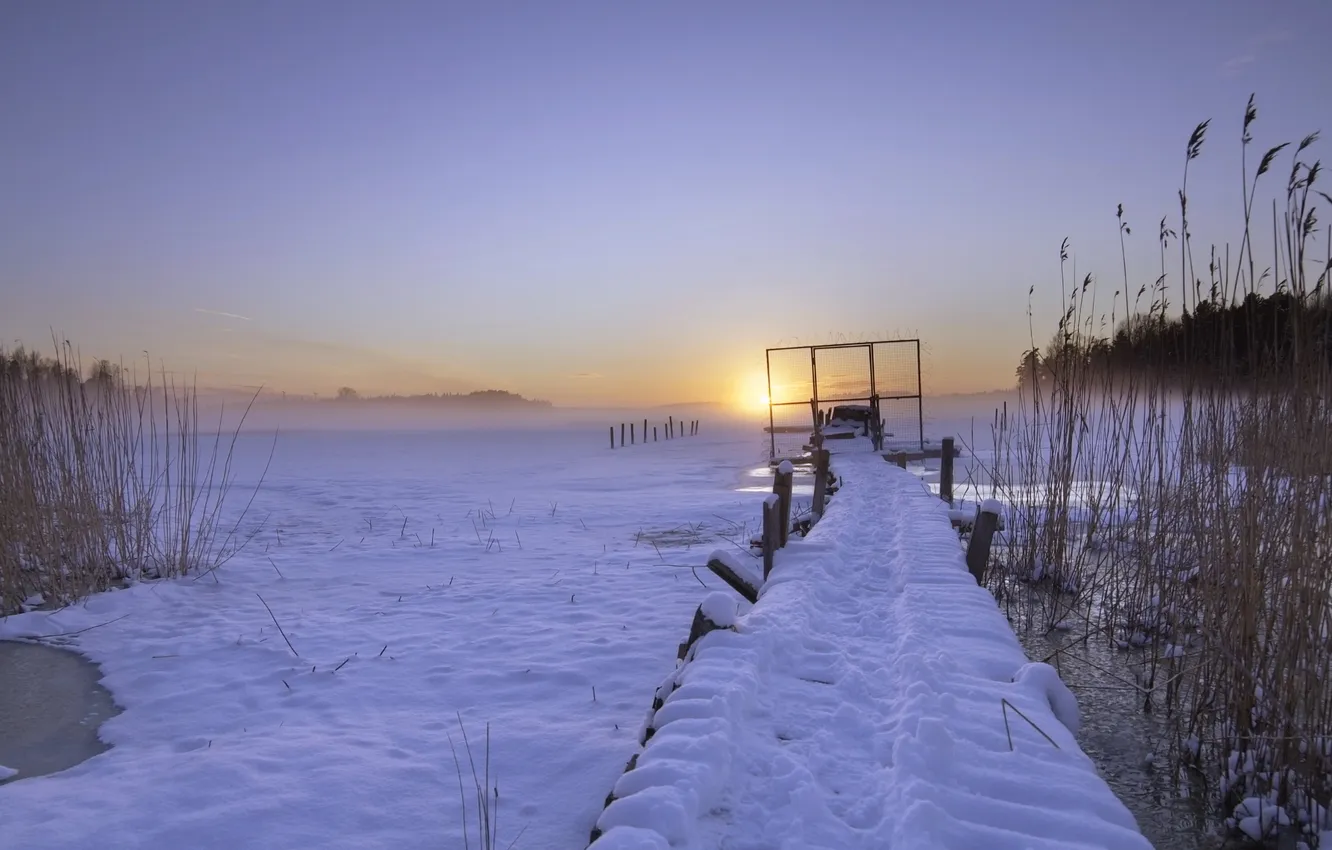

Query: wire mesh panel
left=872, top=341, right=920, bottom=397
left=813, top=346, right=871, bottom=402
left=877, top=396, right=924, bottom=453
left=766, top=348, right=812, bottom=405
left=768, top=402, right=816, bottom=460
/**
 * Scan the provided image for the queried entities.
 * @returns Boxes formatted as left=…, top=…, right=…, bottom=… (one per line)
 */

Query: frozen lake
left=0, top=421, right=780, bottom=849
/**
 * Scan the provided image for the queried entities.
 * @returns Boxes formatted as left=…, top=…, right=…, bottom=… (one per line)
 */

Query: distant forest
left=330, top=387, right=552, bottom=407
left=1016, top=291, right=1332, bottom=386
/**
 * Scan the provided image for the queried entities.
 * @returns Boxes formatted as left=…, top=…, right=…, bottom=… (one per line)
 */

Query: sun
left=735, top=371, right=771, bottom=413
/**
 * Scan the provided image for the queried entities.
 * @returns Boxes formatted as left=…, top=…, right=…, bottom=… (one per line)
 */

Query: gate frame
left=765, top=339, right=923, bottom=459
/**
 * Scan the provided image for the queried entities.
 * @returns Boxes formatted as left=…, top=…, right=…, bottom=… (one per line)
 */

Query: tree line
left=1016, top=290, right=1332, bottom=387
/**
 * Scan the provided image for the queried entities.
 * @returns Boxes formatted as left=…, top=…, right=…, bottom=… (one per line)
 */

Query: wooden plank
left=706, top=557, right=759, bottom=604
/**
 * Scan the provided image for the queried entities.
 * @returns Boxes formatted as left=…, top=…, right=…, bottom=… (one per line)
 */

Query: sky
left=2, top=1, right=1330, bottom=409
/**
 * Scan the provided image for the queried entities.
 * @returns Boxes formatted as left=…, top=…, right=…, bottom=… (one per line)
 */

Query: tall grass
left=0, top=341, right=267, bottom=615
left=984, top=100, right=1332, bottom=840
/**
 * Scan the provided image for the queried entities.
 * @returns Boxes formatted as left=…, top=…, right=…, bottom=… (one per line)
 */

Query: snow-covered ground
left=0, top=417, right=1149, bottom=850
left=593, top=454, right=1150, bottom=850
left=0, top=424, right=774, bottom=849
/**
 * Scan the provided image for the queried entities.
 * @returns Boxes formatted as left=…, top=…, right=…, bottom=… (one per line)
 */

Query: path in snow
left=592, top=454, right=1153, bottom=850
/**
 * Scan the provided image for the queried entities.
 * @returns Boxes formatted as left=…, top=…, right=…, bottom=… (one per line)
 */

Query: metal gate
left=765, top=340, right=922, bottom=460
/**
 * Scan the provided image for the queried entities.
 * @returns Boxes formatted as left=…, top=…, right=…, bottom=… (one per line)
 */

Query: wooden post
left=965, top=502, right=1001, bottom=585
left=812, top=448, right=830, bottom=517
left=621, top=423, right=626, bottom=447
left=669, top=416, right=674, bottom=439
left=772, top=462, right=793, bottom=547
left=762, top=495, right=779, bottom=579
left=895, top=451, right=907, bottom=469
left=654, top=426, right=658, bottom=442
left=630, top=423, right=635, bottom=445
left=940, top=437, right=955, bottom=506
left=610, top=426, right=615, bottom=449
left=644, top=419, right=648, bottom=442
left=679, top=603, right=732, bottom=661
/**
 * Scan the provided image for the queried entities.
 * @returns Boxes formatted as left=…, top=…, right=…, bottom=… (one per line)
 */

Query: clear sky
left=3, top=1, right=1329, bottom=409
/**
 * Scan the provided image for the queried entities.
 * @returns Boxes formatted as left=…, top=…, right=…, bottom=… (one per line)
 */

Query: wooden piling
left=965, top=502, right=1000, bottom=585
left=654, top=426, right=658, bottom=442
left=762, top=495, right=779, bottom=579
left=630, top=423, right=635, bottom=445
left=669, top=416, right=674, bottom=439
left=610, top=426, right=615, bottom=449
left=644, top=419, right=648, bottom=443
left=621, top=423, right=626, bottom=447
left=772, top=464, right=793, bottom=547
left=812, top=448, right=830, bottom=516
left=940, top=437, right=955, bottom=506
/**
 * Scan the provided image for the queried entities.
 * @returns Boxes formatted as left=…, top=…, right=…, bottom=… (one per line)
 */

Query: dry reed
left=0, top=341, right=266, bottom=615
left=981, top=99, right=1332, bottom=840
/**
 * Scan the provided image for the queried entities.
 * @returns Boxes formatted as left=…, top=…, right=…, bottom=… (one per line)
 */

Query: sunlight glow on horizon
left=3, top=3, right=1326, bottom=406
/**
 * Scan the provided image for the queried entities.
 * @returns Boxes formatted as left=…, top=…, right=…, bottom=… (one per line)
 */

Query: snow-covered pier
left=590, top=454, right=1152, bottom=850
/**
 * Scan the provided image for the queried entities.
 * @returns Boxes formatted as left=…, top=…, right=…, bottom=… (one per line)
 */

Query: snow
left=0, top=765, right=17, bottom=780
left=776, top=460, right=794, bottom=476
left=698, top=592, right=737, bottom=628
left=981, top=497, right=1005, bottom=515
left=1, top=426, right=1149, bottom=850
left=1012, top=661, right=1081, bottom=736
left=589, top=825, right=672, bottom=850
left=592, top=455, right=1149, bottom=849
left=0, top=426, right=772, bottom=850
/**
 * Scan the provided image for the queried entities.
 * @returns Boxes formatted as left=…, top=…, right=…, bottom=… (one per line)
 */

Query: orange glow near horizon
left=733, top=371, right=772, bottom=414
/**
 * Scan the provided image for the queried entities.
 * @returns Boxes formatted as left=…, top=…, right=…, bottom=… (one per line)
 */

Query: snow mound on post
left=699, top=592, right=737, bottom=628
left=596, top=785, right=694, bottom=845
left=980, top=497, right=1004, bottom=515
left=591, top=628, right=757, bottom=849
left=776, top=460, right=794, bottom=475
left=587, top=826, right=671, bottom=850
left=1012, top=661, right=1080, bottom=736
